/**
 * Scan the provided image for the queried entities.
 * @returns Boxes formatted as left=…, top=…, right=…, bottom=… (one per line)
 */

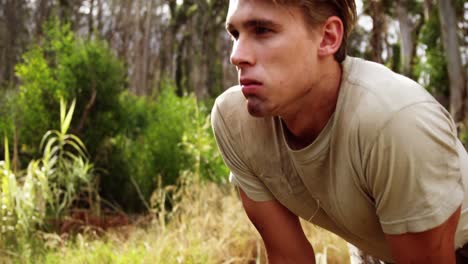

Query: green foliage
left=180, top=102, right=229, bottom=183
left=100, top=86, right=228, bottom=212
left=15, top=46, right=60, bottom=155
left=40, top=99, right=93, bottom=220
left=59, top=38, right=126, bottom=157
left=13, top=18, right=126, bottom=163
left=9, top=17, right=227, bottom=213
left=415, top=8, right=449, bottom=97
left=108, top=87, right=194, bottom=210
left=389, top=43, right=401, bottom=73
left=0, top=88, right=19, bottom=160
left=98, top=92, right=158, bottom=211
left=459, top=123, right=468, bottom=148
left=0, top=136, right=47, bottom=256
left=0, top=99, right=93, bottom=257
left=43, top=234, right=147, bottom=264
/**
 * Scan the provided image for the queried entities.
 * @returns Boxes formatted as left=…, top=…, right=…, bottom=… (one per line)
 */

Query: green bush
left=102, top=87, right=196, bottom=211
left=100, top=87, right=228, bottom=212
left=13, top=18, right=126, bottom=164
left=0, top=88, right=19, bottom=161
left=0, top=99, right=93, bottom=258
left=97, top=92, right=157, bottom=211
left=415, top=7, right=449, bottom=98
left=7, top=17, right=228, bottom=213
left=180, top=101, right=229, bottom=184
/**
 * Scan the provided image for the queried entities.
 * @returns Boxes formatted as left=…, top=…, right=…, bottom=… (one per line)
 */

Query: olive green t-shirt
left=211, top=57, right=468, bottom=262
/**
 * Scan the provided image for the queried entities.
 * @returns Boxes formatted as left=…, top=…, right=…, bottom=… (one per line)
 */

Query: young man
left=211, top=0, right=468, bottom=263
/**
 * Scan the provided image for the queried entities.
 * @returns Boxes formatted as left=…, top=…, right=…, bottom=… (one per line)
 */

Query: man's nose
left=230, top=38, right=255, bottom=67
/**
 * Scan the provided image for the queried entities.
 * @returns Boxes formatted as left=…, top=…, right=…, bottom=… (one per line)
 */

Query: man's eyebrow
left=226, top=19, right=279, bottom=31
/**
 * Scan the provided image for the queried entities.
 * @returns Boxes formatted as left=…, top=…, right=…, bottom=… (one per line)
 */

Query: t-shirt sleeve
left=211, top=102, right=274, bottom=201
left=365, top=103, right=464, bottom=235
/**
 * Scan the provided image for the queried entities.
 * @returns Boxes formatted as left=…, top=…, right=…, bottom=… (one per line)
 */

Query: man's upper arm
left=211, top=101, right=273, bottom=201
left=211, top=100, right=315, bottom=261
left=385, top=206, right=461, bottom=263
left=365, top=103, right=463, bottom=234
left=364, top=103, right=464, bottom=262
left=238, top=188, right=316, bottom=263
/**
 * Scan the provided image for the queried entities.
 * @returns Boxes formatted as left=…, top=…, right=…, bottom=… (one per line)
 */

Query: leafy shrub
left=0, top=88, right=19, bottom=161
left=100, top=87, right=196, bottom=211
left=459, top=123, right=468, bottom=149
left=13, top=18, right=126, bottom=164
left=0, top=137, right=46, bottom=255
left=180, top=101, right=229, bottom=183
left=415, top=7, right=449, bottom=98
left=39, top=99, right=94, bottom=220
left=8, top=17, right=228, bottom=213
left=100, top=86, right=228, bottom=212
left=0, top=99, right=93, bottom=257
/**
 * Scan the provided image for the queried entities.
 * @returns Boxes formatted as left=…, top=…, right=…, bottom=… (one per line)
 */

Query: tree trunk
left=118, top=0, right=133, bottom=61
left=34, top=0, right=51, bottom=37
left=104, top=0, right=115, bottom=42
left=221, top=34, right=237, bottom=90
left=175, top=34, right=188, bottom=96
left=423, top=0, right=433, bottom=21
left=58, top=0, right=72, bottom=24
left=88, top=0, right=95, bottom=37
left=96, top=0, right=103, bottom=36
left=369, top=0, right=384, bottom=64
left=140, top=0, right=153, bottom=96
left=0, top=1, right=7, bottom=86
left=3, top=0, right=28, bottom=85
left=396, top=0, right=423, bottom=78
left=396, top=1, right=412, bottom=76
left=438, top=0, right=466, bottom=122
left=130, top=0, right=142, bottom=95
left=4, top=0, right=17, bottom=84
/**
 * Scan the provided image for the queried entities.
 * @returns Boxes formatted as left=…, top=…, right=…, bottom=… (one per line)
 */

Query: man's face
left=226, top=0, right=323, bottom=117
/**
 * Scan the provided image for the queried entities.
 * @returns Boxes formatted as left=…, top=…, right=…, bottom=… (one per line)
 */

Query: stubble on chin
left=245, top=96, right=268, bottom=117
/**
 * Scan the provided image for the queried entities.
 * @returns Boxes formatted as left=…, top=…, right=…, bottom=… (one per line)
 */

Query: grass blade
left=62, top=99, right=76, bottom=135
left=3, top=135, right=10, bottom=171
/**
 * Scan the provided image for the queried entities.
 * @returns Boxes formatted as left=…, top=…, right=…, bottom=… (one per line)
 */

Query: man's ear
left=317, top=16, right=344, bottom=57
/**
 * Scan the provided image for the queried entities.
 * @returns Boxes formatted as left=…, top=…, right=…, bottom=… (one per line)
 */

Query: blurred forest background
left=0, top=0, right=466, bottom=263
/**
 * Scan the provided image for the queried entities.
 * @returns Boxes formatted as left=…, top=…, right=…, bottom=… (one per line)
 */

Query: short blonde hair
left=273, top=0, right=357, bottom=62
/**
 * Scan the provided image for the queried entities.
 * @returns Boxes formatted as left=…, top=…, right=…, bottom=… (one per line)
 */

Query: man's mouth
left=240, top=78, right=262, bottom=87
left=240, top=78, right=263, bottom=98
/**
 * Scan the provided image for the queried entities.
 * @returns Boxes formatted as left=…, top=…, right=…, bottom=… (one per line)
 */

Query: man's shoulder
left=212, top=85, right=245, bottom=118
left=339, top=57, right=444, bottom=151
left=212, top=85, right=252, bottom=129
left=214, top=85, right=243, bottom=106
left=211, top=86, right=284, bottom=184
left=345, top=57, right=435, bottom=109
left=211, top=85, right=275, bottom=143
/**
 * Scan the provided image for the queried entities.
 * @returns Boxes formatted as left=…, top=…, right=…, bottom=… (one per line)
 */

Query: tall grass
left=0, top=99, right=93, bottom=260
left=40, top=176, right=350, bottom=264
left=1, top=96, right=350, bottom=263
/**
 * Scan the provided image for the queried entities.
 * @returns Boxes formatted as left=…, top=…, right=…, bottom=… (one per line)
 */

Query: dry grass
left=40, top=179, right=350, bottom=264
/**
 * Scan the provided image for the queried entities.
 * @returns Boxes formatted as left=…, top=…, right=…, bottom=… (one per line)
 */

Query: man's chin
left=245, top=97, right=272, bottom=117
left=247, top=110, right=265, bottom=117
left=246, top=103, right=268, bottom=117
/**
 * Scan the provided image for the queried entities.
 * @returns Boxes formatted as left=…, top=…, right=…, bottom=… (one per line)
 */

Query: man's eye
left=255, top=27, right=271, bottom=35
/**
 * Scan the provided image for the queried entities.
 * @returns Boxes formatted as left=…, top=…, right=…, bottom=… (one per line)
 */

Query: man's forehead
left=227, top=0, right=256, bottom=18
left=227, top=0, right=291, bottom=11
left=226, top=0, right=295, bottom=26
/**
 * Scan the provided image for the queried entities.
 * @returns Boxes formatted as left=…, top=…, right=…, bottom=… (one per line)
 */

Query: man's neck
left=281, top=59, right=343, bottom=149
